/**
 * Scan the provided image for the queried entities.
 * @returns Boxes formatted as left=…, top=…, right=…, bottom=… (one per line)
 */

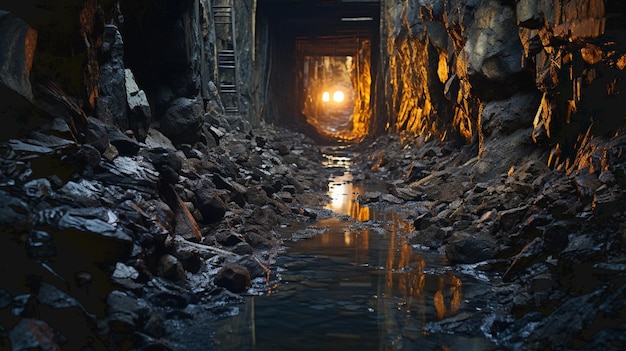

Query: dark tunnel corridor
left=1, top=0, right=626, bottom=350
left=255, top=0, right=381, bottom=143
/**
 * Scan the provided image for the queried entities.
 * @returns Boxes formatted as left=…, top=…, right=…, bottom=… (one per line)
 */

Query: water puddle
left=213, top=148, right=496, bottom=350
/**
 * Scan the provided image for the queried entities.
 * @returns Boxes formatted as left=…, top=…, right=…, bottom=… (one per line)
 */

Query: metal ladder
left=212, top=0, right=240, bottom=116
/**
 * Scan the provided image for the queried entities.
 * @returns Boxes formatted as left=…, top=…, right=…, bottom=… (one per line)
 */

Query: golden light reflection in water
left=326, top=172, right=370, bottom=221
left=216, top=166, right=468, bottom=350
left=325, top=171, right=465, bottom=325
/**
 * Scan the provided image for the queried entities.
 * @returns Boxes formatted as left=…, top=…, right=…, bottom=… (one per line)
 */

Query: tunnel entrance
left=256, top=0, right=380, bottom=143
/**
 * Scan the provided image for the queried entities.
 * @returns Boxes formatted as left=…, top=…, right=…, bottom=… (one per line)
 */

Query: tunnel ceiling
left=258, top=0, right=380, bottom=56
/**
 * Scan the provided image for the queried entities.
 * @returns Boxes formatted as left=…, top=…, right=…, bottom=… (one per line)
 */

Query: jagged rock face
left=381, top=0, right=625, bottom=171
left=0, top=11, right=36, bottom=102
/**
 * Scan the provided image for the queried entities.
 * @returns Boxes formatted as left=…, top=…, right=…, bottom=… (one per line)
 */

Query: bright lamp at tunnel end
left=321, top=90, right=345, bottom=103
left=322, top=91, right=330, bottom=102
left=333, top=91, right=345, bottom=103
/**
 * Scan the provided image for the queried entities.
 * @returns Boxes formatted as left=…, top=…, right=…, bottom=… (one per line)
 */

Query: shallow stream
left=213, top=147, right=497, bottom=350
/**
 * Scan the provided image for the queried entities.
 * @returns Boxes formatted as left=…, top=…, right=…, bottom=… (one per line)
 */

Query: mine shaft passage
left=257, top=0, right=379, bottom=143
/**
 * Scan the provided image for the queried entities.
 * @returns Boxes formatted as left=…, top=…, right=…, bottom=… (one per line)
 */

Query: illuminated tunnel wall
left=255, top=1, right=381, bottom=143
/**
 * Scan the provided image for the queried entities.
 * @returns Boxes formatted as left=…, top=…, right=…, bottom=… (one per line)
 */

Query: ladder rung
left=212, top=11, right=231, bottom=16
left=212, top=2, right=239, bottom=115
left=220, top=86, right=238, bottom=93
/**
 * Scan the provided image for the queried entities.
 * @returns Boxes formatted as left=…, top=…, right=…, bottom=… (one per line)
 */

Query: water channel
left=213, top=147, right=497, bottom=350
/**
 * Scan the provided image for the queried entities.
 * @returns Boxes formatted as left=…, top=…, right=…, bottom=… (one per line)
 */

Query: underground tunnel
left=1, top=0, right=626, bottom=350
left=255, top=0, right=380, bottom=143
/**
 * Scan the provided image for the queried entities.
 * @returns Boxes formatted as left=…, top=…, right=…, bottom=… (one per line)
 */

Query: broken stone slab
left=112, top=262, right=140, bottom=281
left=8, top=139, right=54, bottom=157
left=390, top=186, right=422, bottom=201
left=98, top=22, right=127, bottom=130
left=381, top=193, right=403, bottom=204
left=124, top=69, right=151, bottom=142
left=143, top=128, right=176, bottom=150
left=93, top=156, right=160, bottom=196
left=56, top=179, right=105, bottom=207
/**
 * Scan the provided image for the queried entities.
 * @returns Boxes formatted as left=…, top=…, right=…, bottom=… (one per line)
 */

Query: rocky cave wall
left=0, top=0, right=262, bottom=146
left=380, top=0, right=626, bottom=179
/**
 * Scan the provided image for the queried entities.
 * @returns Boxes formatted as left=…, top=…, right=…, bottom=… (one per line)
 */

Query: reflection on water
left=214, top=151, right=495, bottom=351
left=326, top=171, right=370, bottom=221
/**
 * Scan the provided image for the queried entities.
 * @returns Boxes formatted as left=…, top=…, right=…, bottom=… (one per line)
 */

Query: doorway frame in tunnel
left=253, top=0, right=382, bottom=142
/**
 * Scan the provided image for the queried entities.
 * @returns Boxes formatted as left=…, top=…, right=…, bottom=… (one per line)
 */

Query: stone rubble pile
left=351, top=129, right=626, bottom=350
left=0, top=111, right=330, bottom=350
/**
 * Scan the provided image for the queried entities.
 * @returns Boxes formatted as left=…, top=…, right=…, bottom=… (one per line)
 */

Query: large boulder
left=214, top=263, right=251, bottom=293
left=462, top=0, right=532, bottom=100
left=159, top=97, right=203, bottom=146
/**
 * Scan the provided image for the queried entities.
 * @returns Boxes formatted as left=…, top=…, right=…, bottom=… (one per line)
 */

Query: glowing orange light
left=322, top=91, right=330, bottom=102
left=333, top=91, right=345, bottom=102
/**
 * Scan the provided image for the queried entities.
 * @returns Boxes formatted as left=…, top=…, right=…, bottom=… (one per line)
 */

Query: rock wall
left=381, top=0, right=626, bottom=178
left=0, top=2, right=265, bottom=349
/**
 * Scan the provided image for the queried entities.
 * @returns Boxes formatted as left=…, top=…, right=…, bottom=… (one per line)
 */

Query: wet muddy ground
left=3, top=120, right=624, bottom=351
left=207, top=147, right=498, bottom=351
left=145, top=144, right=497, bottom=351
